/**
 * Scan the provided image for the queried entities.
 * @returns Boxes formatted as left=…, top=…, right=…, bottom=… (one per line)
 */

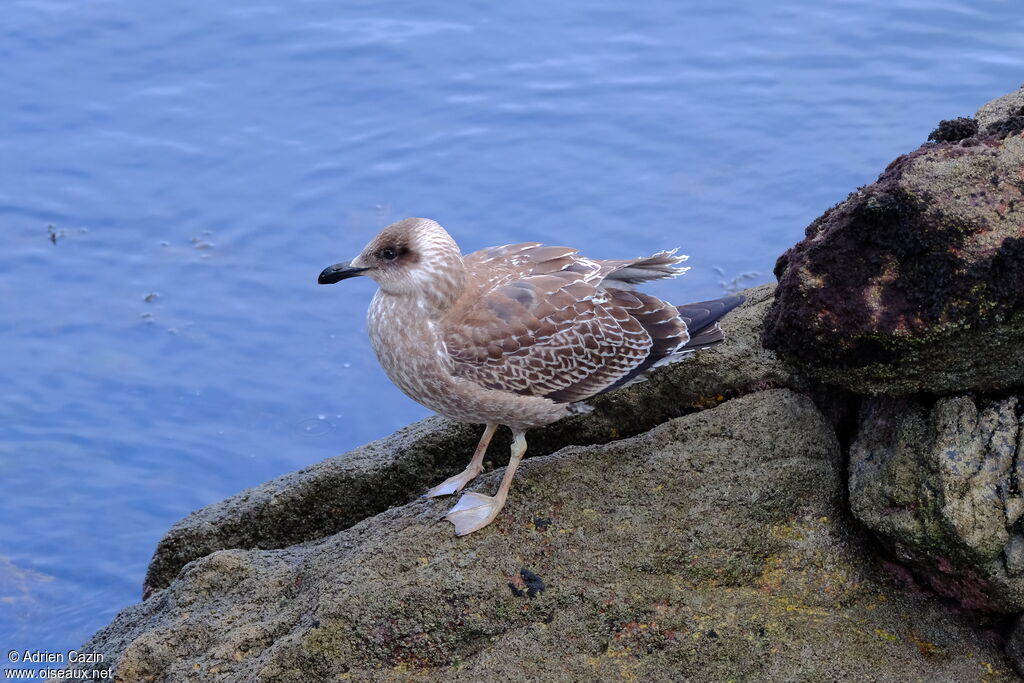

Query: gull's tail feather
left=675, top=294, right=746, bottom=352
left=590, top=293, right=746, bottom=396
left=600, top=249, right=690, bottom=286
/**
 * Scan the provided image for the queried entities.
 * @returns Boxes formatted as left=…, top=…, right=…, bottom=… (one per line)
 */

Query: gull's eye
left=379, top=247, right=398, bottom=261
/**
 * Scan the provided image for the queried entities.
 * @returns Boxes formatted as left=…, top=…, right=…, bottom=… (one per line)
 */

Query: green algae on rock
left=763, top=85, right=1024, bottom=395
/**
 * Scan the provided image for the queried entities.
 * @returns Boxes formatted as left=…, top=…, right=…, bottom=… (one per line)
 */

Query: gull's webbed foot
left=424, top=423, right=497, bottom=499
left=424, top=467, right=481, bottom=498
left=444, top=491, right=505, bottom=536
left=442, top=429, right=528, bottom=536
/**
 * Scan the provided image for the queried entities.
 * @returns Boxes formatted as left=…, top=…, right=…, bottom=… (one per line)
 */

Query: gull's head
left=318, top=217, right=466, bottom=307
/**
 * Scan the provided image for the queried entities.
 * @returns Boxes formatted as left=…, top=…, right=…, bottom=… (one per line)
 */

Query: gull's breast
left=368, top=293, right=454, bottom=411
left=366, top=291, right=569, bottom=428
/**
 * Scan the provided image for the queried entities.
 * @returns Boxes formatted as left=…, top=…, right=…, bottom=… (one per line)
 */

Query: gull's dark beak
left=318, top=261, right=369, bottom=284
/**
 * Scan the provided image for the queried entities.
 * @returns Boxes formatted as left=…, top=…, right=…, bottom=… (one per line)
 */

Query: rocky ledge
left=73, top=387, right=1015, bottom=681
left=64, top=86, right=1024, bottom=681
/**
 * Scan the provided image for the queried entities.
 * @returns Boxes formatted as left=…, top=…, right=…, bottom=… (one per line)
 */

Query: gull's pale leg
left=444, top=430, right=527, bottom=536
left=424, top=423, right=498, bottom=498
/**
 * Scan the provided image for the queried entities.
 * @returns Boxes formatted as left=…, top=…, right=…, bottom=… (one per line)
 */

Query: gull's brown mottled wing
left=600, top=293, right=746, bottom=393
left=443, top=242, right=715, bottom=404
left=441, top=268, right=652, bottom=403
left=464, top=243, right=600, bottom=289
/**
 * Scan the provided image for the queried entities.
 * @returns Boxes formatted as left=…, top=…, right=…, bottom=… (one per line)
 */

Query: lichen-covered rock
left=977, top=86, right=1024, bottom=140
left=763, top=85, right=1024, bottom=395
left=65, top=391, right=1015, bottom=681
left=144, top=284, right=803, bottom=594
left=850, top=393, right=1024, bottom=611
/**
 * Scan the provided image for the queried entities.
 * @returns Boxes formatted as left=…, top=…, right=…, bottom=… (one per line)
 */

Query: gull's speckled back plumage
left=442, top=236, right=737, bottom=405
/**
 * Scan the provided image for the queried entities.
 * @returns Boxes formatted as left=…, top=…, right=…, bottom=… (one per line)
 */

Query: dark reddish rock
left=928, top=116, right=978, bottom=143
left=763, top=85, right=1024, bottom=395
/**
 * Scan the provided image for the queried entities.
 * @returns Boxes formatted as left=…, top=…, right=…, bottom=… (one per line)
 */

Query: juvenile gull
left=318, top=218, right=744, bottom=535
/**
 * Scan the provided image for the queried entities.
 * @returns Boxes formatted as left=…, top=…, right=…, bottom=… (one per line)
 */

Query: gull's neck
left=411, top=251, right=468, bottom=313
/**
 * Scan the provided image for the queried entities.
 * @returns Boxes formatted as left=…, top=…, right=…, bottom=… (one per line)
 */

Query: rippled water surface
left=2, top=0, right=1023, bottom=662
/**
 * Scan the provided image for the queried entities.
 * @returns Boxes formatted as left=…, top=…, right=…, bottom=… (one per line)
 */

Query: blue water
left=2, top=0, right=1022, bottom=666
